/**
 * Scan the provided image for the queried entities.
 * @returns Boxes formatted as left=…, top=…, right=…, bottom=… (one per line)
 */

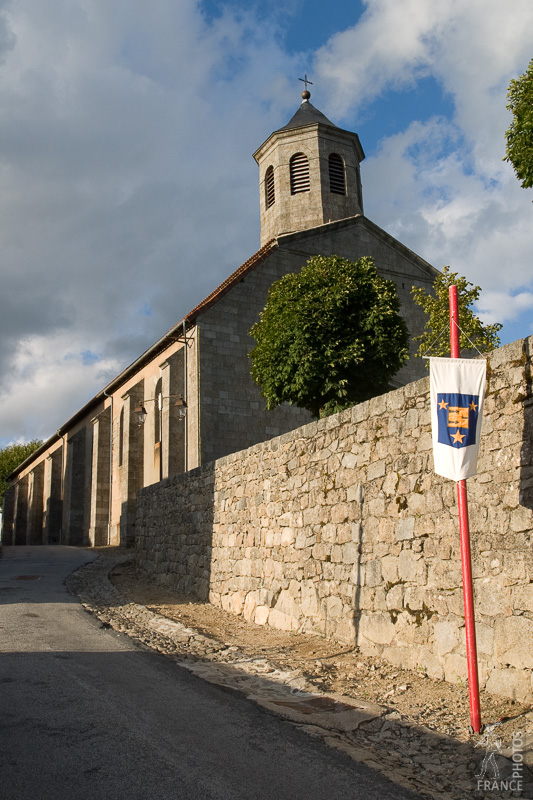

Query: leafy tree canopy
left=249, top=255, right=409, bottom=418
left=505, top=58, right=533, bottom=190
left=0, top=440, right=43, bottom=508
left=411, top=266, right=502, bottom=360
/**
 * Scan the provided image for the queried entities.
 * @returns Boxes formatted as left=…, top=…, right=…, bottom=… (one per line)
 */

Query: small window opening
left=329, top=153, right=345, bottom=195
left=154, top=379, right=163, bottom=446
left=265, top=166, right=275, bottom=208
left=290, top=153, right=310, bottom=194
left=118, top=407, right=124, bottom=467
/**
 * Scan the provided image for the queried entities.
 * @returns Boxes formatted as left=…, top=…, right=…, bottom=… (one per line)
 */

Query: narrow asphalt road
left=1, top=546, right=419, bottom=800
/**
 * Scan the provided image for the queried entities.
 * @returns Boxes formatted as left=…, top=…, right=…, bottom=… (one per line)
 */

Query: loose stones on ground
left=67, top=555, right=532, bottom=800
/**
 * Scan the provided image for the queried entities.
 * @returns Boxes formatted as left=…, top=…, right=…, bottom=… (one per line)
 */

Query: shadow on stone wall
left=44, top=495, right=62, bottom=545
left=520, top=336, right=533, bottom=511
left=135, top=463, right=216, bottom=602
left=351, top=484, right=364, bottom=648
left=133, top=337, right=533, bottom=704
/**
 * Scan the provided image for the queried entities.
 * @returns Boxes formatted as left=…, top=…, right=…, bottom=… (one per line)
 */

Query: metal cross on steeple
left=298, top=73, right=314, bottom=92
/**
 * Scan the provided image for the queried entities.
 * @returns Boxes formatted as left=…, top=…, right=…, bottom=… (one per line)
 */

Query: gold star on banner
left=451, top=429, right=465, bottom=444
left=438, top=399, right=448, bottom=410
left=469, top=400, right=477, bottom=412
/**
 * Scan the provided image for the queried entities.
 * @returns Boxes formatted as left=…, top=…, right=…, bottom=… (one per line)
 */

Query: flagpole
left=449, top=285, right=482, bottom=734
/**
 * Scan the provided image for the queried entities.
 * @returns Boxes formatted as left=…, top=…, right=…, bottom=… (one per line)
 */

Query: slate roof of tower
left=254, top=97, right=364, bottom=164
left=278, top=100, right=338, bottom=132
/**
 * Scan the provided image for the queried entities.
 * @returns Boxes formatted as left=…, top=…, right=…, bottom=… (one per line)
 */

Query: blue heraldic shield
left=437, top=393, right=480, bottom=449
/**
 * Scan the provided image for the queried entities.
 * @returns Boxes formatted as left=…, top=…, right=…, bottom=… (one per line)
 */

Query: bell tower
left=253, top=89, right=365, bottom=246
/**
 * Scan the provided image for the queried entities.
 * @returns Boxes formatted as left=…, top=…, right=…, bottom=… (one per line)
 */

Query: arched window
left=154, top=379, right=163, bottom=446
left=118, top=407, right=124, bottom=467
left=290, top=152, right=310, bottom=194
left=329, top=153, right=345, bottom=195
left=265, top=165, right=275, bottom=208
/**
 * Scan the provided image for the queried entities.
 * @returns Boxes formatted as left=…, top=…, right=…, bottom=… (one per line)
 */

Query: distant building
left=2, top=91, right=438, bottom=547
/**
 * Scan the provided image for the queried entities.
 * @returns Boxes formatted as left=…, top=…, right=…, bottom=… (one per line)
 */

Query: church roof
left=93, top=240, right=279, bottom=401
left=253, top=94, right=365, bottom=164
left=277, top=99, right=338, bottom=132
left=184, top=239, right=277, bottom=321
left=7, top=239, right=281, bottom=479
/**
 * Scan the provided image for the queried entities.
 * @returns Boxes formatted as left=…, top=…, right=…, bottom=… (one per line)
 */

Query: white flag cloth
left=430, top=357, right=486, bottom=482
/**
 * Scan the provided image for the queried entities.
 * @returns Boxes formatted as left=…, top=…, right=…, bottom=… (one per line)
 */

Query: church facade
left=2, top=92, right=438, bottom=548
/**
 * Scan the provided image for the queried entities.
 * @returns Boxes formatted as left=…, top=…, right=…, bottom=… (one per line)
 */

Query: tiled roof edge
left=184, top=239, right=278, bottom=323
left=5, top=239, right=280, bottom=480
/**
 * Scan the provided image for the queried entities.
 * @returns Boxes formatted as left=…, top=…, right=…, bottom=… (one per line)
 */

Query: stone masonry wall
left=198, top=218, right=434, bottom=466
left=136, top=337, right=533, bottom=702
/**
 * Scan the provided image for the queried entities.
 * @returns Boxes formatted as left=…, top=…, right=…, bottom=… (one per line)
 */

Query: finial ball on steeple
left=298, top=73, right=313, bottom=102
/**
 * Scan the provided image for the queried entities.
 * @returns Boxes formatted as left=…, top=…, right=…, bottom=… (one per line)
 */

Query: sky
left=0, top=0, right=531, bottom=446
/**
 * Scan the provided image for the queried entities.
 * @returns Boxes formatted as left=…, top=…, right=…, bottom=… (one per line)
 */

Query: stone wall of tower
left=256, top=124, right=363, bottom=247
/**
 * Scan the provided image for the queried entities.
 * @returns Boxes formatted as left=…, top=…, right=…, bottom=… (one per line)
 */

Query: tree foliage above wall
left=0, top=440, right=43, bottom=508
left=411, top=266, right=502, bottom=360
left=505, top=57, right=533, bottom=190
left=249, top=255, right=409, bottom=418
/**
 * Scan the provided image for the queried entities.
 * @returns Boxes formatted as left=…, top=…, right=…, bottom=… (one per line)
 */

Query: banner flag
left=430, top=357, right=486, bottom=482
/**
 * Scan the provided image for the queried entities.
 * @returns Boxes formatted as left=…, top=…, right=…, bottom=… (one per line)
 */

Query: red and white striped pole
left=449, top=285, right=482, bottom=734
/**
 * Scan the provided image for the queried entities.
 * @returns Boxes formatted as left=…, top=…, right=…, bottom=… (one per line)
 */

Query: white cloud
left=0, top=0, right=301, bottom=444
left=314, top=0, right=533, bottom=329
left=1, top=0, right=533, bottom=445
left=0, top=332, right=122, bottom=443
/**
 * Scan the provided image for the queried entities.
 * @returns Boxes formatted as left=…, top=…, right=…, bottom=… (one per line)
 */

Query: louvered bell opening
left=265, top=166, right=275, bottom=208
left=329, top=153, right=345, bottom=195
left=290, top=153, right=310, bottom=195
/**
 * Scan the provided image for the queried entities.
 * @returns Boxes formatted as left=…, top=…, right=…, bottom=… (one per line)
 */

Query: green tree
left=411, top=266, right=502, bottom=360
left=249, top=255, right=409, bottom=418
left=505, top=58, right=533, bottom=190
left=0, top=440, right=43, bottom=508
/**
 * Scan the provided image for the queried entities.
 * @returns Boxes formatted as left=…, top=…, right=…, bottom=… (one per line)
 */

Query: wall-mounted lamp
left=175, top=394, right=187, bottom=421
left=133, top=405, right=148, bottom=426
left=133, top=394, right=187, bottom=426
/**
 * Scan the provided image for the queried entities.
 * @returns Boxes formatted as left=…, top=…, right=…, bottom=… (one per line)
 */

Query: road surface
left=0, top=546, right=418, bottom=800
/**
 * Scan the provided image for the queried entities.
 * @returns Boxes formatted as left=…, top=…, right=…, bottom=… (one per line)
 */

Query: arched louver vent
left=290, top=152, right=310, bottom=194
left=329, top=153, right=345, bottom=195
left=265, top=165, right=275, bottom=208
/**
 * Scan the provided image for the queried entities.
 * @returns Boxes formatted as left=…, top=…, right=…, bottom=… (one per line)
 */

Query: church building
left=2, top=90, right=438, bottom=548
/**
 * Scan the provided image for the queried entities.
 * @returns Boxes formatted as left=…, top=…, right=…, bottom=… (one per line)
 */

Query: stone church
left=2, top=90, right=438, bottom=548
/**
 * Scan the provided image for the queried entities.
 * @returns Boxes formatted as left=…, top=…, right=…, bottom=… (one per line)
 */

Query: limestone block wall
left=197, top=219, right=435, bottom=465
left=256, top=124, right=363, bottom=245
left=280, top=218, right=437, bottom=386
left=197, top=251, right=314, bottom=464
left=136, top=337, right=533, bottom=702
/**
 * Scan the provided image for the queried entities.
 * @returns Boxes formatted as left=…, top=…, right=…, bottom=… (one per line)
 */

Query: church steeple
left=253, top=89, right=365, bottom=246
